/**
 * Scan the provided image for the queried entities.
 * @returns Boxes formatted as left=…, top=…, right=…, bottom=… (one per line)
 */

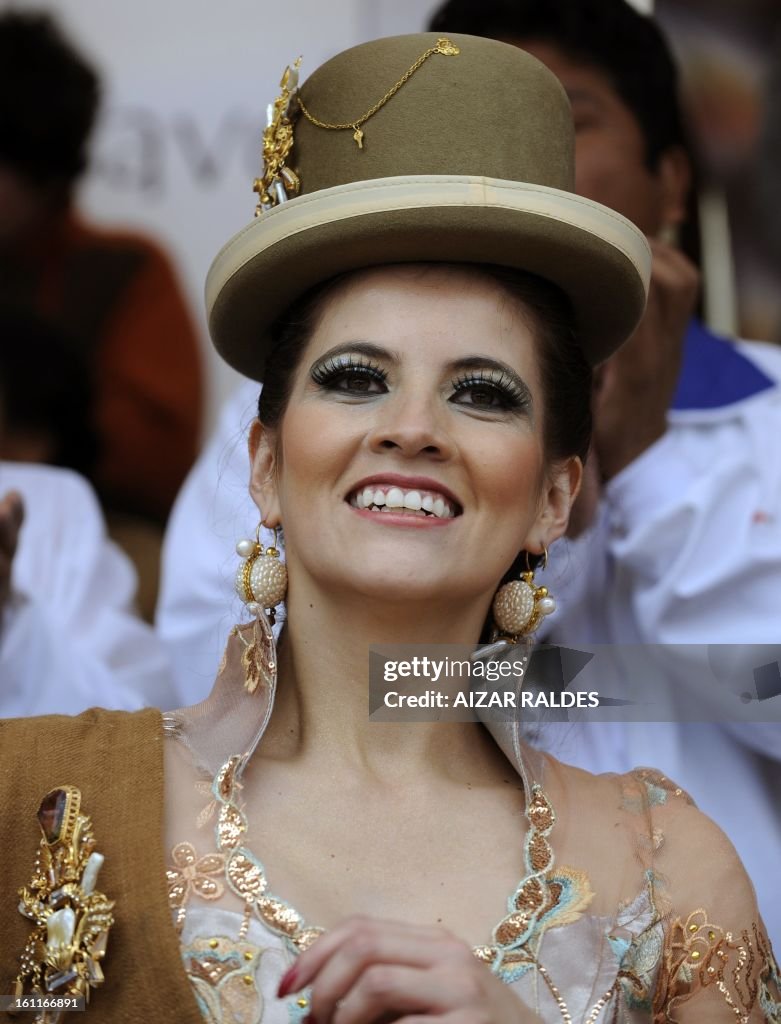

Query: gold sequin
left=258, top=896, right=301, bottom=935
left=217, top=803, right=247, bottom=850
left=528, top=832, right=551, bottom=872
left=227, top=851, right=267, bottom=901
left=166, top=842, right=225, bottom=910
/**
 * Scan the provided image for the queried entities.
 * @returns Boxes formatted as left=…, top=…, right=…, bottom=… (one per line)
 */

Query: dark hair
left=427, top=0, right=685, bottom=171
left=0, top=308, right=97, bottom=474
left=258, top=263, right=591, bottom=465
left=0, top=11, right=100, bottom=186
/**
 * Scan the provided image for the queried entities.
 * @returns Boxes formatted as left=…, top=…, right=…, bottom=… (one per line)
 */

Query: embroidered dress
left=161, top=632, right=781, bottom=1024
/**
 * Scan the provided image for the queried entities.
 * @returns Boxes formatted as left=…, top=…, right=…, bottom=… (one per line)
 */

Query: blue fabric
left=672, top=321, right=776, bottom=411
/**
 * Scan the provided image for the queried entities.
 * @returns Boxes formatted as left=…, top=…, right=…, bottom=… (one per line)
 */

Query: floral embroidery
left=167, top=842, right=226, bottom=920
left=182, top=935, right=265, bottom=1024
left=538, top=867, right=595, bottom=931
left=653, top=911, right=781, bottom=1022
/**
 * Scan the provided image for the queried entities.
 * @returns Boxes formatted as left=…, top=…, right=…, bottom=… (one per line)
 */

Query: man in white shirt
left=0, top=462, right=176, bottom=715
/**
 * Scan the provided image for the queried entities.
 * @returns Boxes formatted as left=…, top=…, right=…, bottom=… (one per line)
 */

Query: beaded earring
left=233, top=525, right=286, bottom=694
left=234, top=524, right=287, bottom=623
left=491, top=548, right=556, bottom=642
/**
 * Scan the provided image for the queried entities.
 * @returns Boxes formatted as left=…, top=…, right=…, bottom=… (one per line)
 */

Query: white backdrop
left=9, top=0, right=651, bottom=428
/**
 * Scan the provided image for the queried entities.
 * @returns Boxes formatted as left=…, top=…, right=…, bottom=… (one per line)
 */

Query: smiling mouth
left=347, top=485, right=460, bottom=519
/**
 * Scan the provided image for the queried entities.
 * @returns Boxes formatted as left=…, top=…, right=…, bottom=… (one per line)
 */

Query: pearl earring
left=234, top=524, right=287, bottom=623
left=491, top=548, right=556, bottom=641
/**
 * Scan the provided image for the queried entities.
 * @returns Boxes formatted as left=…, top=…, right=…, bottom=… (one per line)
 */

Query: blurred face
left=506, top=40, right=687, bottom=237
left=251, top=265, right=577, bottom=608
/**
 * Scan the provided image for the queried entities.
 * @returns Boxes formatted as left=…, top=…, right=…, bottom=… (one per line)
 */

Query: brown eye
left=450, top=374, right=528, bottom=413
left=311, top=358, right=387, bottom=394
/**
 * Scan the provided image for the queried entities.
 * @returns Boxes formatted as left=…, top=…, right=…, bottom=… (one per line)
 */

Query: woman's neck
left=257, top=585, right=502, bottom=784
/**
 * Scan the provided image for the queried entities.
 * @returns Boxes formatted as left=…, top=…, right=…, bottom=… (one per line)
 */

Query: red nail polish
left=277, top=965, right=299, bottom=998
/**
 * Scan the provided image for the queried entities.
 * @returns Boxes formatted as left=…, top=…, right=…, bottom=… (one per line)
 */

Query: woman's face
left=251, top=265, right=579, bottom=608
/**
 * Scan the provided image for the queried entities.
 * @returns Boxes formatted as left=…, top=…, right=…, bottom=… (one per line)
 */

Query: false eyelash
left=451, top=371, right=529, bottom=409
left=310, top=355, right=388, bottom=386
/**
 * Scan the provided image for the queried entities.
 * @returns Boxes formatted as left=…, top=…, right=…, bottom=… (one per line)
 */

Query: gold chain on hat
left=297, top=37, right=460, bottom=149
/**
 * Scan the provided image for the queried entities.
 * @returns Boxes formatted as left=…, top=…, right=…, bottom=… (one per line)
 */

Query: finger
left=311, top=935, right=476, bottom=1024
left=284, top=917, right=451, bottom=996
left=298, top=925, right=460, bottom=1019
left=0, top=491, right=24, bottom=552
left=333, top=964, right=444, bottom=1024
left=646, top=239, right=700, bottom=291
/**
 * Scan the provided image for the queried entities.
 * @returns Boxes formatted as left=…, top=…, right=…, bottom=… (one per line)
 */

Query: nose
left=366, top=387, right=454, bottom=461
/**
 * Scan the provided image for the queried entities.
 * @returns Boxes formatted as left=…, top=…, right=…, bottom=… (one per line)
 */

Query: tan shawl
left=0, top=708, right=203, bottom=1023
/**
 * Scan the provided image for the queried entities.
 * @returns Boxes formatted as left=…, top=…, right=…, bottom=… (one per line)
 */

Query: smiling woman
left=1, top=30, right=779, bottom=1024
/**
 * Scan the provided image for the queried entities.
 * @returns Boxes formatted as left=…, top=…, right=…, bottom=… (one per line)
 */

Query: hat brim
left=206, top=175, right=651, bottom=379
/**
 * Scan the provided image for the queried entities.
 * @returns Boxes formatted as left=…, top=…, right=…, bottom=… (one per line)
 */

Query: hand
left=0, top=490, right=24, bottom=609
left=278, top=915, right=536, bottom=1024
left=593, top=239, right=700, bottom=480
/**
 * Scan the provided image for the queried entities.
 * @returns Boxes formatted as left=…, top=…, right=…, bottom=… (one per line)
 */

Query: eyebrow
left=309, top=343, right=533, bottom=405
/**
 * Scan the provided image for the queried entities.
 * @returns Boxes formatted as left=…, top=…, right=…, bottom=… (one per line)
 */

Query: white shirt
left=0, top=462, right=177, bottom=716
left=155, top=328, right=781, bottom=942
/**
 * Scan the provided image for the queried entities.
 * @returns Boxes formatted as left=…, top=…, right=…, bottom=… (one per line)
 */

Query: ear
left=656, top=145, right=691, bottom=230
left=523, top=456, right=583, bottom=555
left=248, top=419, right=282, bottom=527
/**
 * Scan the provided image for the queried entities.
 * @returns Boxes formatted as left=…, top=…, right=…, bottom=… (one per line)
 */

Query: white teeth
left=351, top=484, right=457, bottom=518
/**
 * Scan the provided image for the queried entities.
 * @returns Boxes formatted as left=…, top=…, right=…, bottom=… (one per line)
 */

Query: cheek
left=574, top=139, right=662, bottom=232
left=474, top=431, right=546, bottom=516
left=277, top=403, right=357, bottom=496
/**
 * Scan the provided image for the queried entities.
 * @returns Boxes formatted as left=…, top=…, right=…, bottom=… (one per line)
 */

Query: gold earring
left=491, top=548, right=556, bottom=642
left=234, top=524, right=287, bottom=624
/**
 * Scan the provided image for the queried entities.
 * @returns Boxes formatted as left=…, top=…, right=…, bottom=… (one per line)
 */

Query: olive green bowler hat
left=206, top=33, right=651, bottom=380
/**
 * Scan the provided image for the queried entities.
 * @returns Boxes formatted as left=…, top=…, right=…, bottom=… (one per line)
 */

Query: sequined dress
left=162, top=631, right=781, bottom=1024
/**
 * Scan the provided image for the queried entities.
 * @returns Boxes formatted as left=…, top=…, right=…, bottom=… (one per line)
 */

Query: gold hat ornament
left=206, top=33, right=651, bottom=382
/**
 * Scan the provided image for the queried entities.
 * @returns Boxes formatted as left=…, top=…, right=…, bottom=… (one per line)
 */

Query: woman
left=2, top=33, right=779, bottom=1024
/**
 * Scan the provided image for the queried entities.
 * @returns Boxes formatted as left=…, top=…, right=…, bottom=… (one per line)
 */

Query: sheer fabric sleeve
left=636, top=770, right=781, bottom=1022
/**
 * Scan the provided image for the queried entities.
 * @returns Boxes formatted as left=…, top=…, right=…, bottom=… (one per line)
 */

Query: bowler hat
left=206, top=33, right=650, bottom=379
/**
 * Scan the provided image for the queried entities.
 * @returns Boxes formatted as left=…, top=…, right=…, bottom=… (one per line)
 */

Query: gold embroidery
left=182, top=935, right=267, bottom=1024
left=654, top=910, right=781, bottom=1022
left=167, top=841, right=226, bottom=933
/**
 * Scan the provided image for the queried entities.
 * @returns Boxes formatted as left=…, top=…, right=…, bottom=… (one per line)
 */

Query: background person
left=0, top=461, right=178, bottom=716
left=0, top=9, right=203, bottom=611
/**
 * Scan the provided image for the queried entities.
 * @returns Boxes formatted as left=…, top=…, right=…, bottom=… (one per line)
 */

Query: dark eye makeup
left=310, top=355, right=388, bottom=393
left=451, top=370, right=530, bottom=412
left=310, top=350, right=531, bottom=414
